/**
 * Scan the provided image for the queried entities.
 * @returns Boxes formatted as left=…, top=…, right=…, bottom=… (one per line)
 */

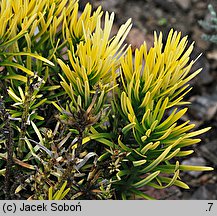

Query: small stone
left=207, top=50, right=217, bottom=61
left=93, top=0, right=125, bottom=12
left=174, top=0, right=191, bottom=11
left=182, top=157, right=206, bottom=178
left=126, top=28, right=154, bottom=51
left=124, top=2, right=144, bottom=22
left=188, top=95, right=217, bottom=121
left=196, top=2, right=207, bottom=10
left=199, top=174, right=211, bottom=184
left=191, top=184, right=217, bottom=199
left=143, top=186, right=182, bottom=200
left=199, top=139, right=217, bottom=166
left=198, top=68, right=213, bottom=86
left=154, top=0, right=177, bottom=13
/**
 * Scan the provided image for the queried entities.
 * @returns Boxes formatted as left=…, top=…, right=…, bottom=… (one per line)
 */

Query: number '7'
left=208, top=203, right=213, bottom=211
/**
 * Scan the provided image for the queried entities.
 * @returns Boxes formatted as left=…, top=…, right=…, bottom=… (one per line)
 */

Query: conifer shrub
left=199, top=3, right=217, bottom=44
left=0, top=0, right=213, bottom=200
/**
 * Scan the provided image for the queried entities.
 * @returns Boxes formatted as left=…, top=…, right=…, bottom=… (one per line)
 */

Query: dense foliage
left=0, top=0, right=213, bottom=200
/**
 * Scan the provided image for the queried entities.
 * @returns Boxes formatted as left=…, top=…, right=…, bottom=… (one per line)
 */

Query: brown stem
left=0, top=96, right=14, bottom=200
left=18, top=77, right=33, bottom=158
left=57, top=127, right=84, bottom=193
left=75, top=128, right=84, bottom=157
left=18, top=94, right=31, bottom=158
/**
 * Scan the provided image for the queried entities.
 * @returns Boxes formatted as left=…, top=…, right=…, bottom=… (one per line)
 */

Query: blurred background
left=80, top=0, right=217, bottom=199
